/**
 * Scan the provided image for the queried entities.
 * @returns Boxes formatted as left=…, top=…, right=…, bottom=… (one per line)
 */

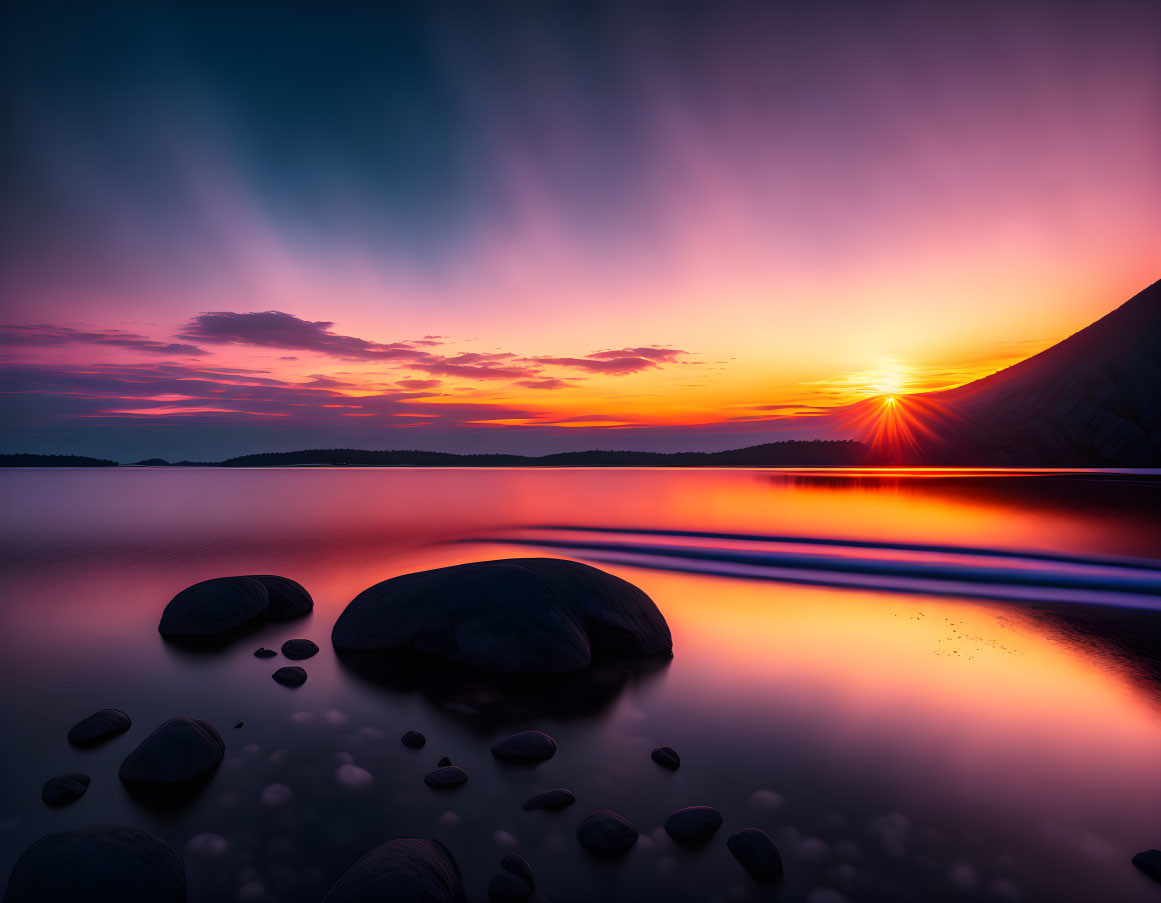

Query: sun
left=868, top=363, right=909, bottom=398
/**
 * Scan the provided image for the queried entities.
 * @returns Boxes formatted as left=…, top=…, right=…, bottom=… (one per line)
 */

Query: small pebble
left=651, top=746, right=680, bottom=771
left=254, top=648, right=277, bottom=658
left=280, top=639, right=319, bottom=660
left=401, top=730, right=426, bottom=749
left=41, top=773, right=90, bottom=806
left=424, top=766, right=468, bottom=789
left=272, top=666, right=307, bottom=688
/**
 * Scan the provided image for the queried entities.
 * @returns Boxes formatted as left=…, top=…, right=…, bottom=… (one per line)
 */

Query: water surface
left=1, top=467, right=1159, bottom=903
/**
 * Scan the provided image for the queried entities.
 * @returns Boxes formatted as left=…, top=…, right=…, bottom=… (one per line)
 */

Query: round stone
left=67, top=708, right=131, bottom=747
left=273, top=666, right=307, bottom=688
left=576, top=810, right=638, bottom=859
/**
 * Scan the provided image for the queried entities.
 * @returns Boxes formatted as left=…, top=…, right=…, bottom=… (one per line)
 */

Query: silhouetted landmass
left=871, top=278, right=1161, bottom=466
left=130, top=458, right=171, bottom=466
left=0, top=453, right=118, bottom=467
left=217, top=440, right=867, bottom=468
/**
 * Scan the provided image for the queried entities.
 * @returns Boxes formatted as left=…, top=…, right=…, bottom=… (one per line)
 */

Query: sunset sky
left=2, top=0, right=1158, bottom=460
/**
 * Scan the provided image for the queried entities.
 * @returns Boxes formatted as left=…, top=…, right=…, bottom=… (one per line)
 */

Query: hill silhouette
left=0, top=453, right=118, bottom=467
left=855, top=279, right=1161, bottom=466
left=217, top=440, right=866, bottom=468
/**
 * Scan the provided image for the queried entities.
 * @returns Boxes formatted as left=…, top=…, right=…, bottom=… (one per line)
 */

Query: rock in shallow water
left=651, top=746, right=680, bottom=771
left=119, top=716, right=225, bottom=785
left=273, top=666, right=308, bottom=688
left=159, top=576, right=269, bottom=638
left=249, top=574, right=313, bottom=618
left=437, top=756, right=452, bottom=767
left=322, top=838, right=466, bottom=903
left=401, top=730, right=426, bottom=749
left=576, top=810, right=638, bottom=859
left=254, top=647, right=277, bottom=658
left=500, top=854, right=534, bottom=891
left=728, top=828, right=783, bottom=883
left=491, top=730, right=556, bottom=763
left=281, top=638, right=319, bottom=660
left=67, top=708, right=131, bottom=747
left=487, top=872, right=531, bottom=902
left=41, top=772, right=90, bottom=806
left=664, top=806, right=723, bottom=847
left=3, top=824, right=186, bottom=902
left=331, top=558, right=671, bottom=674
left=522, top=788, right=576, bottom=811
left=424, top=766, right=468, bottom=789
left=1134, top=850, right=1161, bottom=884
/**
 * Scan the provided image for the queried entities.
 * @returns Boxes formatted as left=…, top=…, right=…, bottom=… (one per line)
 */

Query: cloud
left=586, top=347, right=687, bottom=362
left=514, top=378, right=575, bottom=389
left=533, top=355, right=662, bottom=375
left=0, top=325, right=206, bottom=356
left=179, top=311, right=422, bottom=361
left=396, top=379, right=442, bottom=389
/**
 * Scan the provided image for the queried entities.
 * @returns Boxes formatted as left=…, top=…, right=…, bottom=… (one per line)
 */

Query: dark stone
left=249, top=575, right=313, bottom=618
left=500, top=854, right=534, bottom=891
left=664, top=806, right=723, bottom=846
left=235, top=722, right=244, bottom=729
left=3, top=824, right=186, bottom=902
left=159, top=576, right=269, bottom=638
left=322, top=838, right=466, bottom=903
left=254, top=647, right=277, bottom=658
left=728, top=829, right=783, bottom=884
left=401, top=730, right=426, bottom=749
left=1134, top=849, right=1161, bottom=884
left=119, top=717, right=225, bottom=786
left=437, top=756, right=452, bottom=767
left=273, top=666, right=307, bottom=688
left=491, top=730, right=556, bottom=763
left=576, top=810, right=638, bottom=859
left=651, top=746, right=680, bottom=770
left=41, top=772, right=90, bottom=806
left=281, top=638, right=319, bottom=660
left=424, top=766, right=468, bottom=789
left=67, top=708, right=131, bottom=747
left=487, top=872, right=531, bottom=902
left=332, top=558, right=672, bottom=674
left=522, top=788, right=576, bottom=811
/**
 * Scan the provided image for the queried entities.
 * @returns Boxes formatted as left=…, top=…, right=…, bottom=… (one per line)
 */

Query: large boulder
left=249, top=575, right=313, bottom=618
left=158, top=577, right=269, bottom=638
left=3, top=823, right=186, bottom=902
left=119, top=717, right=224, bottom=786
left=322, top=838, right=467, bottom=903
left=68, top=708, right=131, bottom=746
left=332, top=559, right=671, bottom=674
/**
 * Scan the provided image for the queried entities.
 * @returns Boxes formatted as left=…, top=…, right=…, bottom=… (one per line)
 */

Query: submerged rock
left=401, top=730, right=426, bottom=749
left=254, top=647, right=277, bottom=658
left=41, top=772, right=90, bottom=806
left=273, top=666, right=308, bottom=688
left=487, top=872, right=531, bottom=902
left=424, top=766, right=468, bottom=789
left=3, top=823, right=186, bottom=902
left=281, top=638, right=319, bottom=660
left=491, top=731, right=556, bottom=763
left=159, top=576, right=269, bottom=638
left=249, top=575, right=313, bottom=618
left=1134, top=850, right=1161, bottom=884
left=67, top=708, right=131, bottom=747
left=664, top=806, right=723, bottom=846
left=332, top=558, right=671, bottom=674
left=728, top=829, right=783, bottom=884
left=651, top=746, right=680, bottom=771
left=119, top=717, right=225, bottom=786
left=522, top=788, right=576, bottom=811
left=438, top=756, right=452, bottom=767
left=576, top=810, right=638, bottom=859
left=322, top=838, right=466, bottom=903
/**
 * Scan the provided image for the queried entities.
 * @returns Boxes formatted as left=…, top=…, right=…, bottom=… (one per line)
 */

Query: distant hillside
left=856, top=279, right=1161, bottom=466
left=0, top=453, right=118, bottom=467
left=218, top=440, right=867, bottom=468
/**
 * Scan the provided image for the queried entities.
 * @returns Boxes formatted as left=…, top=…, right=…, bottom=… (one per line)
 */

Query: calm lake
left=1, top=467, right=1159, bottom=903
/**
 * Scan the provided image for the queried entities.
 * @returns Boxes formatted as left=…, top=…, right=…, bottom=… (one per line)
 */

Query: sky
left=1, top=0, right=1158, bottom=461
